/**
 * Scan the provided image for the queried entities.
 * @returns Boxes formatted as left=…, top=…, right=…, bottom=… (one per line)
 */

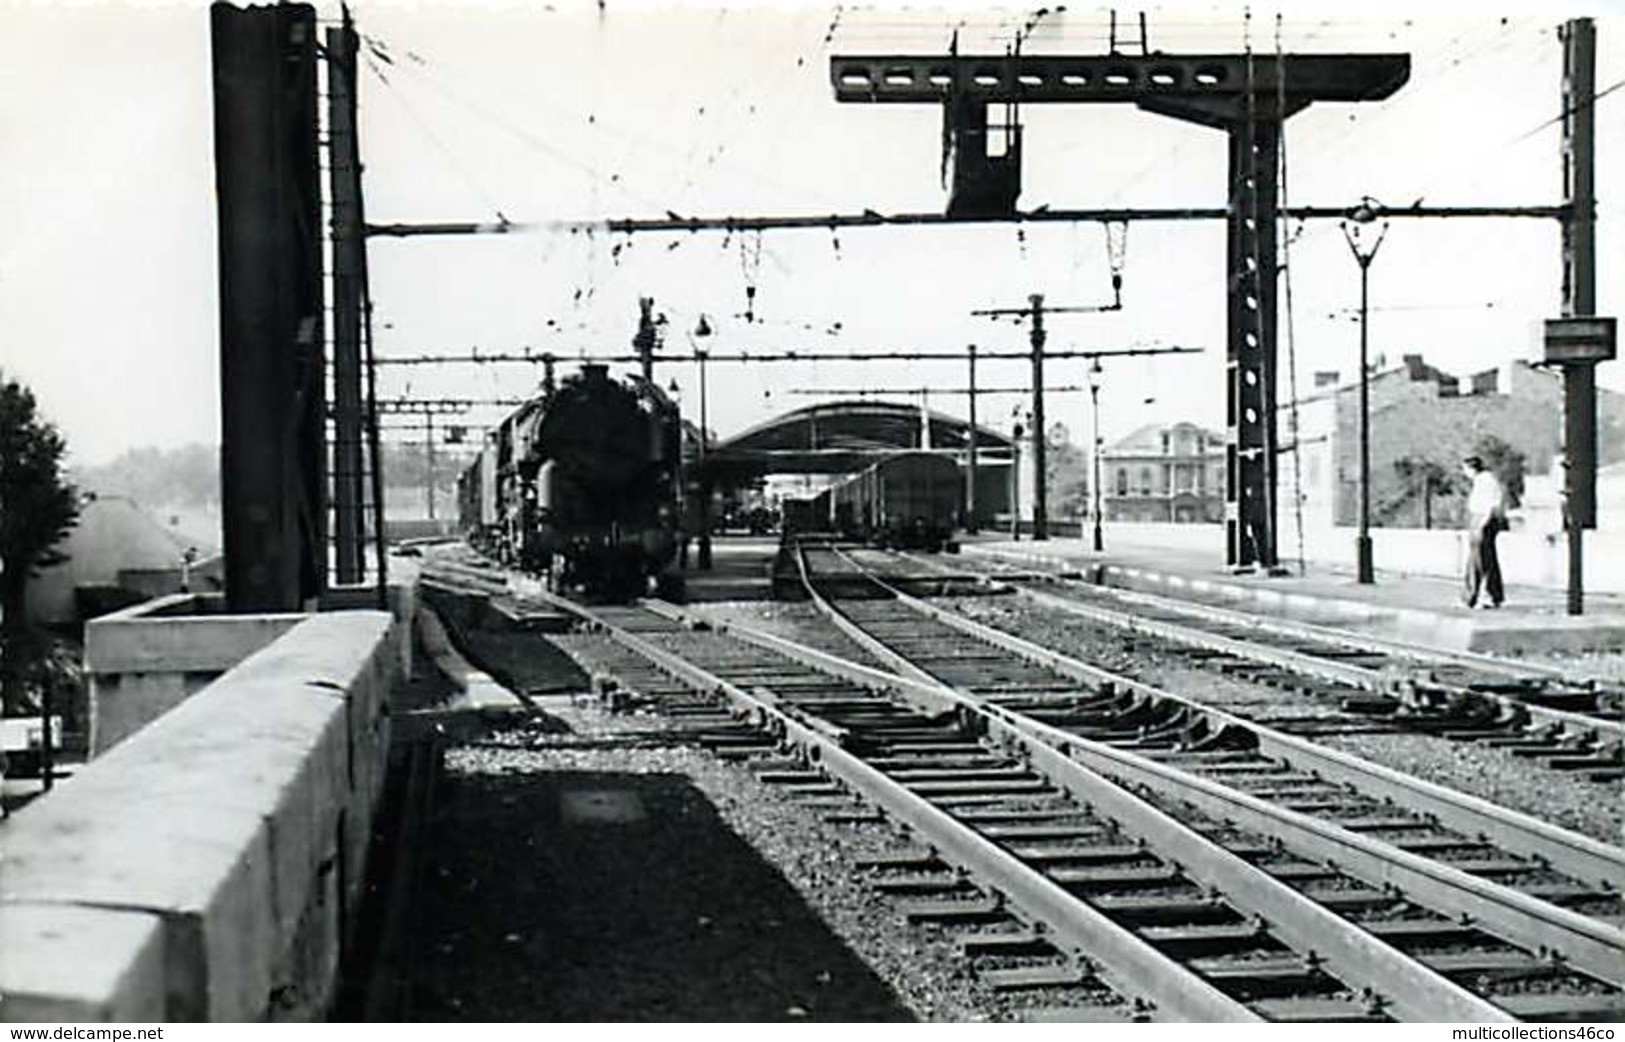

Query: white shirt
left=1467, top=470, right=1505, bottom=527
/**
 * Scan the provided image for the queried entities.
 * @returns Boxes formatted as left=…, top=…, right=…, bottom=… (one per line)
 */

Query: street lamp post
left=668, top=377, right=688, bottom=570
left=687, top=316, right=715, bottom=570
left=1088, top=359, right=1105, bottom=552
left=1010, top=408, right=1028, bottom=541
left=1342, top=202, right=1389, bottom=585
left=696, top=344, right=712, bottom=570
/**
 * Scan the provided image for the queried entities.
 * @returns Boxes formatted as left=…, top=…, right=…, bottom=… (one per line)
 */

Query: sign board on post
left=1543, top=316, right=1617, bottom=365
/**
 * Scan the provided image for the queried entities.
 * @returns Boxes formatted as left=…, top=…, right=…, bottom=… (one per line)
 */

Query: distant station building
left=1286, top=354, right=1625, bottom=533
left=1100, top=422, right=1227, bottom=524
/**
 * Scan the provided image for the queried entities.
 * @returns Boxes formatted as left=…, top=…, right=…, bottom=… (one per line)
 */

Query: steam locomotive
left=456, top=364, right=684, bottom=600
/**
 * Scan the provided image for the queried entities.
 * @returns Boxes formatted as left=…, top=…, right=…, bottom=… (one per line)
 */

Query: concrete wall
left=0, top=611, right=398, bottom=1021
left=84, top=559, right=419, bottom=757
left=84, top=594, right=306, bottom=756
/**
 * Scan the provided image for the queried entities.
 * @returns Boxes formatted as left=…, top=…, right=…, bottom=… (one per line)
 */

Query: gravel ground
left=1512, top=650, right=1625, bottom=684
left=692, top=600, right=891, bottom=671
left=409, top=694, right=1026, bottom=1020
left=946, top=597, right=1354, bottom=721
left=871, top=593, right=1625, bottom=848
left=1316, top=731, right=1624, bottom=846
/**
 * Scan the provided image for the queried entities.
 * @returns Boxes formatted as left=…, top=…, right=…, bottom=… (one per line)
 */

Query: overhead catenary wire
left=357, top=12, right=1596, bottom=440
left=373, top=345, right=1205, bottom=366
left=361, top=52, right=509, bottom=221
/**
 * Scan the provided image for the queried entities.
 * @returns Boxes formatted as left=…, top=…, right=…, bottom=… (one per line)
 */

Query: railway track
left=775, top=544, right=1625, bottom=1019
left=424, top=551, right=1623, bottom=1021
left=887, top=549, right=1624, bottom=783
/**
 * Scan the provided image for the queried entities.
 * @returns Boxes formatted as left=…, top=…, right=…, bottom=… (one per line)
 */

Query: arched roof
left=701, top=400, right=1014, bottom=481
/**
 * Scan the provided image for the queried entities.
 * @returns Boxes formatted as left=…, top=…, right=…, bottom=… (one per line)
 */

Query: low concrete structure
left=84, top=558, right=420, bottom=757
left=84, top=593, right=305, bottom=755
left=0, top=906, right=167, bottom=1021
left=0, top=611, right=399, bottom=1021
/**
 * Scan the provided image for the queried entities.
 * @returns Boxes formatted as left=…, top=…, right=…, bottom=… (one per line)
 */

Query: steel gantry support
left=967, top=345, right=979, bottom=532
left=1560, top=19, right=1602, bottom=532
left=211, top=2, right=326, bottom=612
left=327, top=13, right=366, bottom=585
left=1543, top=18, right=1615, bottom=616
left=830, top=50, right=1408, bottom=568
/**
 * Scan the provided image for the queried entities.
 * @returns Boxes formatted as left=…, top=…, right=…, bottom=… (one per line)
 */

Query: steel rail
left=965, top=547, right=1622, bottom=731
left=1039, top=578, right=1623, bottom=737
left=1081, top=569, right=1625, bottom=727
left=521, top=584, right=1260, bottom=1021
left=669, top=592, right=1514, bottom=1022
left=656, top=598, right=1510, bottom=1023
left=809, top=554, right=1625, bottom=983
left=936, top=552, right=1622, bottom=744
left=889, top=567, right=1625, bottom=887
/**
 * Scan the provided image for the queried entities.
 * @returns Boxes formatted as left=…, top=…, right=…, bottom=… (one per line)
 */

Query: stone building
left=1283, top=354, right=1625, bottom=532
left=1100, top=422, right=1227, bottom=523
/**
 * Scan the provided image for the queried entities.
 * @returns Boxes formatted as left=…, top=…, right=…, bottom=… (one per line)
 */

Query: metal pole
left=1342, top=216, right=1387, bottom=585
left=698, top=348, right=713, bottom=570
left=1561, top=17, right=1597, bottom=616
left=967, top=344, right=979, bottom=533
left=1029, top=293, right=1049, bottom=541
left=327, top=19, right=364, bottom=585
left=367, top=203, right=1567, bottom=239
left=1011, top=422, right=1022, bottom=541
left=1356, top=260, right=1373, bottom=583
left=1091, top=371, right=1105, bottom=553
left=635, top=296, right=658, bottom=382
left=211, top=3, right=324, bottom=612
left=39, top=687, right=52, bottom=793
left=422, top=406, right=435, bottom=520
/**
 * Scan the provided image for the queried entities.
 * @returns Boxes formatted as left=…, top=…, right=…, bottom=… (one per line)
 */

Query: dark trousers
left=1464, top=522, right=1504, bottom=607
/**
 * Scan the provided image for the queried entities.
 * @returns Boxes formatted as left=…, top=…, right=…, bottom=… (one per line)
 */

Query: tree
left=1392, top=455, right=1463, bottom=529
left=0, top=372, right=80, bottom=716
left=1047, top=438, right=1091, bottom=520
left=1474, top=434, right=1525, bottom=510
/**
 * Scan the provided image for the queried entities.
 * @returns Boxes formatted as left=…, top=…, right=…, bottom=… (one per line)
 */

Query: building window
left=1116, top=468, right=1129, bottom=496
left=1160, top=431, right=1170, bottom=454
left=1139, top=466, right=1153, bottom=496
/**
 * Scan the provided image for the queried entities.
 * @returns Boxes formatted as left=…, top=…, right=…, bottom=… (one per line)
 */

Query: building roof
left=1104, top=421, right=1225, bottom=455
left=704, top=400, right=1014, bottom=480
left=22, top=495, right=204, bottom=624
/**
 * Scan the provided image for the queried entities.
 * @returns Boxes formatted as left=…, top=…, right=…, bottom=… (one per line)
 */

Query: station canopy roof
left=701, top=400, right=1014, bottom=483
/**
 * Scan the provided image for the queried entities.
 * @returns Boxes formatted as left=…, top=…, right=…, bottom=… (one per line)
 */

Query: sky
left=2, top=0, right=1623, bottom=467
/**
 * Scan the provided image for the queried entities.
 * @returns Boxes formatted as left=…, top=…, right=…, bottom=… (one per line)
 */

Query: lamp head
left=1350, top=196, right=1381, bottom=224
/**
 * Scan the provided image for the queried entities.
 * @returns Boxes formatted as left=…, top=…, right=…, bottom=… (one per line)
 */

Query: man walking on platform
left=1461, top=455, right=1506, bottom=609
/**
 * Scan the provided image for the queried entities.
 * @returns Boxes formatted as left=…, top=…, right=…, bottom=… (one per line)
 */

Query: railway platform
left=963, top=534, right=1625, bottom=655
left=679, top=535, right=780, bottom=602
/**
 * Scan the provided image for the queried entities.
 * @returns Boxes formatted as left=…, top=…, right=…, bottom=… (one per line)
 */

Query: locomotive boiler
left=457, top=363, right=683, bottom=599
